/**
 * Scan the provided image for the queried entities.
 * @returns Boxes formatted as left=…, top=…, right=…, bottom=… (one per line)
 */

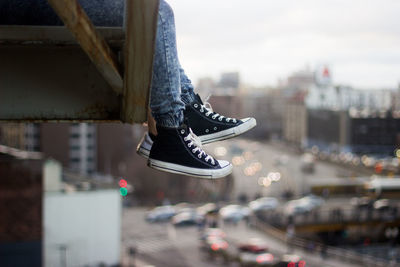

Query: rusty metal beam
left=46, top=0, right=123, bottom=94
left=122, top=0, right=160, bottom=123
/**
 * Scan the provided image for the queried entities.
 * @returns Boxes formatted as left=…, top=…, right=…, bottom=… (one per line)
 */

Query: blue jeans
left=149, top=0, right=196, bottom=128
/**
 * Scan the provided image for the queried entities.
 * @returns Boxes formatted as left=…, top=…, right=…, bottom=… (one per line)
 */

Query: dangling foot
left=136, top=132, right=155, bottom=159
left=184, top=94, right=256, bottom=144
left=148, top=124, right=232, bottom=179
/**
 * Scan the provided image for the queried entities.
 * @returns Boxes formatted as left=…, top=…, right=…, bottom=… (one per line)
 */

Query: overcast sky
left=167, top=0, right=400, bottom=89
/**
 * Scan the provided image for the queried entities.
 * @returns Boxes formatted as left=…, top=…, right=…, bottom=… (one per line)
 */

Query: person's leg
left=146, top=0, right=232, bottom=179
left=179, top=65, right=196, bottom=104
left=149, top=0, right=184, bottom=128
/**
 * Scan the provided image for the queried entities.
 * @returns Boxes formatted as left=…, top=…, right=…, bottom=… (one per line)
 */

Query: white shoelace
left=183, top=128, right=215, bottom=165
left=198, top=94, right=237, bottom=123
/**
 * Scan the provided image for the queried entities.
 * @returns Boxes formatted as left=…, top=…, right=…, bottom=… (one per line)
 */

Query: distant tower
left=69, top=123, right=97, bottom=175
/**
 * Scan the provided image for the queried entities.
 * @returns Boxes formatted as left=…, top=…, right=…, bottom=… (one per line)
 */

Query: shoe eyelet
left=198, top=154, right=202, bottom=159
left=205, top=129, right=209, bottom=133
left=188, top=144, right=192, bottom=148
left=214, top=127, right=217, bottom=130
left=192, top=149, right=196, bottom=153
left=218, top=118, right=223, bottom=121
left=181, top=130, right=185, bottom=134
left=194, top=104, right=198, bottom=108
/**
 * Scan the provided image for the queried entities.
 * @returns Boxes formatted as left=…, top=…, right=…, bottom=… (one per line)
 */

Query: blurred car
left=300, top=153, right=315, bottom=173
left=373, top=199, right=391, bottom=211
left=284, top=196, right=323, bottom=216
left=174, top=202, right=191, bottom=212
left=172, top=209, right=202, bottom=227
left=200, top=228, right=226, bottom=240
left=238, top=238, right=274, bottom=266
left=220, top=204, right=251, bottom=222
left=276, top=254, right=306, bottom=267
left=145, top=205, right=176, bottom=223
left=350, top=196, right=373, bottom=209
left=197, top=203, right=219, bottom=217
left=249, top=197, right=279, bottom=213
left=299, top=195, right=324, bottom=208
left=200, top=235, right=229, bottom=261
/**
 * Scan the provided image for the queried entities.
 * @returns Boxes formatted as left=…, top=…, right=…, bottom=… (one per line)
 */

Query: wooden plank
left=46, top=0, right=123, bottom=94
left=0, top=46, right=120, bottom=122
left=122, top=0, right=160, bottom=123
left=0, top=26, right=125, bottom=47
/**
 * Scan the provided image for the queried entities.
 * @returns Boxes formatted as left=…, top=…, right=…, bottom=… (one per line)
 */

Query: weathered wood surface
left=46, top=0, right=124, bottom=94
left=0, top=46, right=120, bottom=122
left=122, top=0, right=160, bottom=123
left=0, top=26, right=125, bottom=47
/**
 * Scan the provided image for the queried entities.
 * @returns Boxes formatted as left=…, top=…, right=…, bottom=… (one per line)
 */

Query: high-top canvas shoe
left=148, top=124, right=232, bottom=179
left=136, top=132, right=154, bottom=159
left=185, top=94, right=256, bottom=144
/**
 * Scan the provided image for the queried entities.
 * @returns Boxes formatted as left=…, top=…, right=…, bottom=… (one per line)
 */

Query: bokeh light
left=214, top=146, right=227, bottom=157
left=120, top=187, right=128, bottom=196
left=232, top=156, right=245, bottom=166
left=119, top=179, right=128, bottom=188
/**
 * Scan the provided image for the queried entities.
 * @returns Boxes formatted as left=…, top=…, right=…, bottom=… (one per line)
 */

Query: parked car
left=220, top=204, right=251, bottom=223
left=197, top=203, right=219, bottom=216
left=299, top=195, right=324, bottom=208
left=284, top=195, right=324, bottom=216
left=145, top=205, right=176, bottom=223
left=238, top=238, right=275, bottom=266
left=249, top=197, right=279, bottom=212
left=172, top=210, right=202, bottom=227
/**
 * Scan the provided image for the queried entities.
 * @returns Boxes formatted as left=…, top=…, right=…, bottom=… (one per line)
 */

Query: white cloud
left=167, top=0, right=400, bottom=88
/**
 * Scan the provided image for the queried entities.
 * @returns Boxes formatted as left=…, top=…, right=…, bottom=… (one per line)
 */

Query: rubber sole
left=136, top=146, right=150, bottom=159
left=199, top=118, right=257, bottom=144
left=148, top=159, right=232, bottom=179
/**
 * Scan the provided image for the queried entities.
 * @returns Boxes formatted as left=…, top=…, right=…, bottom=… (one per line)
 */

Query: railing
left=253, top=217, right=392, bottom=267
left=262, top=205, right=400, bottom=229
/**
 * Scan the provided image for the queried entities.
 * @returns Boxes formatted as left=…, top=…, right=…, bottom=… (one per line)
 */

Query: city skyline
left=170, top=0, right=400, bottom=89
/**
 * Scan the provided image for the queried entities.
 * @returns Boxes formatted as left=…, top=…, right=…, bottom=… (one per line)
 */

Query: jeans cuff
left=181, top=91, right=195, bottom=104
left=153, top=111, right=184, bottom=127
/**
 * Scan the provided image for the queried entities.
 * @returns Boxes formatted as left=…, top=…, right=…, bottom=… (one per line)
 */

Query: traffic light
left=119, top=178, right=128, bottom=196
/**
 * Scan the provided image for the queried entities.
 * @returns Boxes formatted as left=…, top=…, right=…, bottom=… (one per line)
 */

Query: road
left=121, top=207, right=225, bottom=267
left=120, top=138, right=375, bottom=266
left=206, top=138, right=368, bottom=201
left=121, top=207, right=363, bottom=267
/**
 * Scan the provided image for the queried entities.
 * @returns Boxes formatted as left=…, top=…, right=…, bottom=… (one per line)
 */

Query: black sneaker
left=148, top=124, right=232, bottom=179
left=185, top=94, right=257, bottom=144
left=136, top=132, right=155, bottom=159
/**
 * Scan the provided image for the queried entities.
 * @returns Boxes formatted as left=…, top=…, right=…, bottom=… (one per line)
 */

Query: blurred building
left=306, top=109, right=400, bottom=155
left=0, top=144, right=121, bottom=267
left=306, top=85, right=393, bottom=111
left=0, top=123, right=40, bottom=151
left=43, top=163, right=121, bottom=267
left=282, top=66, right=400, bottom=155
left=284, top=91, right=308, bottom=146
left=0, top=145, right=44, bottom=267
left=39, top=123, right=136, bottom=176
left=282, top=67, right=316, bottom=146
